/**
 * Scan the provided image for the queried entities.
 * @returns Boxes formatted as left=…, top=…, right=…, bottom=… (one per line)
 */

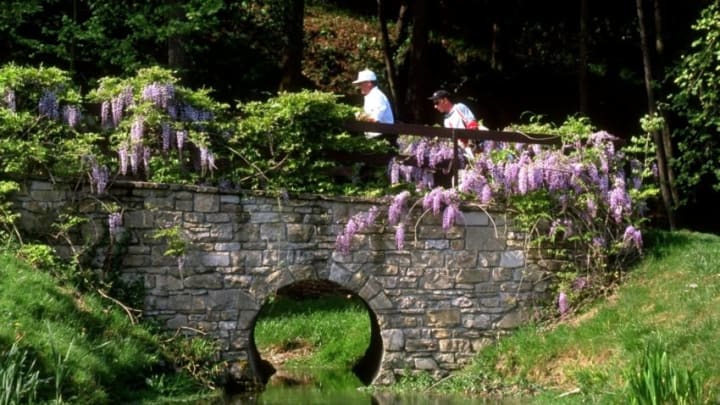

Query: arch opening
left=248, top=279, right=383, bottom=386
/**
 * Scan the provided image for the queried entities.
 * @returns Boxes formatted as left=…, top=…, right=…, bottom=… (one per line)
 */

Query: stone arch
left=245, top=261, right=391, bottom=385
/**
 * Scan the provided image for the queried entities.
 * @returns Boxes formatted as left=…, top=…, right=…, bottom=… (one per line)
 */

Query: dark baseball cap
left=428, top=89, right=450, bottom=100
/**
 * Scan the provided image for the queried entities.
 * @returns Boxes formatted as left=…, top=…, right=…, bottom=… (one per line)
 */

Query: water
left=216, top=367, right=504, bottom=405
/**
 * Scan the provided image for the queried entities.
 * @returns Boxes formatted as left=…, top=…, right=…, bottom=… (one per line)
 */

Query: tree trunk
left=653, top=0, right=679, bottom=208
left=377, top=0, right=398, bottom=117
left=404, top=0, right=430, bottom=123
left=278, top=0, right=305, bottom=92
left=636, top=0, right=676, bottom=229
left=578, top=0, right=589, bottom=114
left=167, top=0, right=186, bottom=76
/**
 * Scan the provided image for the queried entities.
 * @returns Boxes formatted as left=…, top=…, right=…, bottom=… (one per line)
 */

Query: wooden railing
left=344, top=120, right=625, bottom=183
left=344, top=121, right=566, bottom=146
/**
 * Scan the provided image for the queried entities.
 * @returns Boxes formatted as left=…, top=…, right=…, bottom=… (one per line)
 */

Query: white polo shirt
left=444, top=103, right=484, bottom=129
left=364, top=86, right=394, bottom=138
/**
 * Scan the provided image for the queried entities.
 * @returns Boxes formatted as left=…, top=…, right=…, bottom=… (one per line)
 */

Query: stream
left=215, top=367, right=519, bottom=405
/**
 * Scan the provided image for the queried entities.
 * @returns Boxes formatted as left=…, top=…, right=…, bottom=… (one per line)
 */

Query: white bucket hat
left=352, top=69, right=377, bottom=84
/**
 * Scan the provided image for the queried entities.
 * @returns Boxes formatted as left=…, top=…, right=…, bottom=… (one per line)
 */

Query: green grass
left=396, top=230, right=720, bottom=404
left=253, top=294, right=371, bottom=368
left=0, top=253, right=215, bottom=404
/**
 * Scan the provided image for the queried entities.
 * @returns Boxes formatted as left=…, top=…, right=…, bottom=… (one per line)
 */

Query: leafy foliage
left=668, top=1, right=720, bottom=201
left=228, top=90, right=392, bottom=194
left=0, top=64, right=96, bottom=179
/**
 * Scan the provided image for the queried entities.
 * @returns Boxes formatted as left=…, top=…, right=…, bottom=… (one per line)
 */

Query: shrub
left=625, top=343, right=705, bottom=405
left=227, top=89, right=392, bottom=194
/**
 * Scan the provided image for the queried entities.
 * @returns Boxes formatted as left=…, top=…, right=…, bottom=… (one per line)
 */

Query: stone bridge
left=13, top=180, right=555, bottom=386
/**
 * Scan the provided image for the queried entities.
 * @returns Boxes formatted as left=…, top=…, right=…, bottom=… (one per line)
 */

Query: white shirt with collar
left=444, top=102, right=484, bottom=129
left=363, top=86, right=394, bottom=138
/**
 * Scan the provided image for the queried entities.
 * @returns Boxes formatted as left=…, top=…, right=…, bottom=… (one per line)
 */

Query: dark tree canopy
left=0, top=0, right=717, bottom=230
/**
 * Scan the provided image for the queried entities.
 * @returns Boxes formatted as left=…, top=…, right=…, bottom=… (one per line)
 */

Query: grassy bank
left=0, top=253, right=218, bottom=404
left=395, top=230, right=720, bottom=403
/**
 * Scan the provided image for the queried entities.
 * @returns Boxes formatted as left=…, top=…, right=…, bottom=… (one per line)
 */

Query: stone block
left=194, top=193, right=220, bottom=212
left=201, top=252, right=230, bottom=267
left=465, top=226, right=505, bottom=250
left=287, top=224, right=315, bottom=242
left=438, top=338, right=471, bottom=352
left=421, top=272, right=453, bottom=289
left=427, top=309, right=461, bottom=327
left=414, top=357, right=438, bottom=370
left=456, top=269, right=490, bottom=283
left=495, top=309, right=530, bottom=329
left=461, top=211, right=490, bottom=226
left=405, top=339, right=437, bottom=352
left=500, top=250, right=525, bottom=268
left=462, top=314, right=491, bottom=329
left=425, top=239, right=449, bottom=250
left=382, top=329, right=405, bottom=351
left=184, top=274, right=223, bottom=289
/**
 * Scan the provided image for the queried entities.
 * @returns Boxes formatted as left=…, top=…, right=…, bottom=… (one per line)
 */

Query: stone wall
left=11, top=179, right=554, bottom=385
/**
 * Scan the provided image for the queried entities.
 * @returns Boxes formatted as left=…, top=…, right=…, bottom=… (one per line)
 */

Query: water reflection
left=217, top=367, right=492, bottom=405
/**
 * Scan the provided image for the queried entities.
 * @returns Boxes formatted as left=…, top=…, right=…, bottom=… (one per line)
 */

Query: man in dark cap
left=429, top=90, right=486, bottom=131
left=429, top=89, right=487, bottom=149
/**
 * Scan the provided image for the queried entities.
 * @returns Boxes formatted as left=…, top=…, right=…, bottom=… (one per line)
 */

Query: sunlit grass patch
left=253, top=294, right=371, bottom=369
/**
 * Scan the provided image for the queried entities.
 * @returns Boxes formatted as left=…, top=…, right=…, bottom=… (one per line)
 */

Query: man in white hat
left=352, top=69, right=394, bottom=139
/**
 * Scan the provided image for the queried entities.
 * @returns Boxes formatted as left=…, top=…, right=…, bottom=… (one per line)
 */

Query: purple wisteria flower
left=143, top=146, right=151, bottom=176
left=101, top=101, right=112, bottom=129
left=91, top=163, right=109, bottom=195
left=622, top=225, right=643, bottom=250
left=118, top=143, right=129, bottom=176
left=423, top=187, right=445, bottom=215
left=4, top=89, right=16, bottom=112
left=176, top=130, right=186, bottom=152
left=395, top=223, right=405, bottom=249
left=108, top=212, right=123, bottom=240
left=608, top=176, right=630, bottom=223
left=198, top=146, right=218, bottom=175
left=558, top=291, right=569, bottom=316
left=110, top=86, right=134, bottom=127
left=63, top=105, right=81, bottom=128
left=161, top=122, right=172, bottom=151
left=442, top=203, right=461, bottom=231
left=38, top=90, right=59, bottom=119
left=335, top=206, right=380, bottom=254
left=388, top=191, right=410, bottom=225
left=142, top=83, right=175, bottom=110
left=573, top=277, right=589, bottom=291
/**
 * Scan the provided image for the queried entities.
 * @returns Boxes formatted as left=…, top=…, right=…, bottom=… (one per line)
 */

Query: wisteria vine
left=335, top=125, right=655, bottom=316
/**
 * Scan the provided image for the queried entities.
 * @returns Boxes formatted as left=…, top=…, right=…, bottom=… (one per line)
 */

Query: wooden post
left=451, top=129, right=459, bottom=184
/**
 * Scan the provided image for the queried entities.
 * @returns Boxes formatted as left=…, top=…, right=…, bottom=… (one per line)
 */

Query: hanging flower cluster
left=335, top=126, right=653, bottom=312
left=92, top=73, right=220, bottom=181
left=3, top=89, right=16, bottom=111
left=335, top=206, right=380, bottom=255
left=108, top=211, right=123, bottom=241
left=455, top=131, right=645, bottom=250
left=389, top=137, right=466, bottom=191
